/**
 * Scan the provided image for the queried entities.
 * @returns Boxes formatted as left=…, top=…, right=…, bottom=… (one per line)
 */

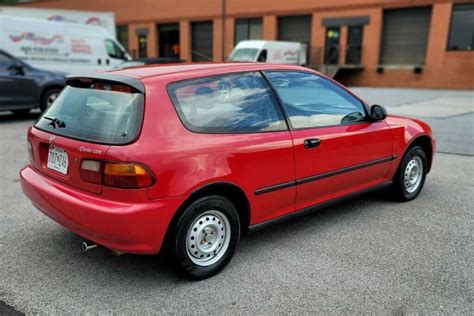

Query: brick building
left=19, top=0, right=474, bottom=89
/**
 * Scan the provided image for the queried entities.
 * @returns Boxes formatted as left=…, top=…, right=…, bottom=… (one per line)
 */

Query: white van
left=0, top=6, right=116, bottom=36
left=228, top=40, right=307, bottom=66
left=0, top=16, right=130, bottom=74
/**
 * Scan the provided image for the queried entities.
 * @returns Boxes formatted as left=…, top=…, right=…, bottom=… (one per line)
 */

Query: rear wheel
left=169, top=195, right=240, bottom=279
left=391, top=146, right=427, bottom=201
left=40, top=88, right=61, bottom=112
left=11, top=109, right=30, bottom=116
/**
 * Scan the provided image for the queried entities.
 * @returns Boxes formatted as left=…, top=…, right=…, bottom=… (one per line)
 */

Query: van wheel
left=40, top=88, right=61, bottom=112
left=390, top=146, right=427, bottom=201
left=170, top=195, right=240, bottom=280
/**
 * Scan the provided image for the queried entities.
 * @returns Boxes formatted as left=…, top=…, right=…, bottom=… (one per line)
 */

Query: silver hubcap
left=46, top=93, right=58, bottom=108
left=404, top=156, right=423, bottom=193
left=186, top=210, right=231, bottom=267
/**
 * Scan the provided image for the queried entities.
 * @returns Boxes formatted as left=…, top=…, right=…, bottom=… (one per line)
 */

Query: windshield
left=117, top=61, right=145, bottom=69
left=35, top=85, right=144, bottom=145
left=228, top=48, right=260, bottom=62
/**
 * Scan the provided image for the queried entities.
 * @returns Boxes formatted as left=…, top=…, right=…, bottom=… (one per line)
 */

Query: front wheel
left=169, top=195, right=240, bottom=279
left=391, top=146, right=428, bottom=201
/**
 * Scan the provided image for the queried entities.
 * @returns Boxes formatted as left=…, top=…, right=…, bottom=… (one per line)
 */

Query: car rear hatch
left=28, top=75, right=145, bottom=194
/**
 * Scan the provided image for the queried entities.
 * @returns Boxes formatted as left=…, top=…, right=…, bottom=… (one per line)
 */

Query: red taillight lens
left=80, top=160, right=154, bottom=188
left=80, top=160, right=102, bottom=184
left=27, top=140, right=34, bottom=162
left=103, top=162, right=154, bottom=188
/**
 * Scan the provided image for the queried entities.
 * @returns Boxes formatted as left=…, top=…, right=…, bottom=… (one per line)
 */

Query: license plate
left=47, top=146, right=68, bottom=175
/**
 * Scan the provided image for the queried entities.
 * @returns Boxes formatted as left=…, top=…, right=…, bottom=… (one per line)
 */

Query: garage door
left=192, top=21, right=213, bottom=61
left=278, top=15, right=312, bottom=44
left=380, top=7, right=432, bottom=65
left=278, top=15, right=312, bottom=63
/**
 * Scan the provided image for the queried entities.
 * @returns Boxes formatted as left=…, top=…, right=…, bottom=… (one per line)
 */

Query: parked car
left=20, top=63, right=435, bottom=279
left=0, top=49, right=65, bottom=115
left=228, top=40, right=307, bottom=65
left=0, top=15, right=130, bottom=75
left=115, top=57, right=185, bottom=69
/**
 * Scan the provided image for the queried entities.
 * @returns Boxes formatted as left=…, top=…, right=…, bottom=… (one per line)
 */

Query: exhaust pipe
left=82, top=241, right=98, bottom=252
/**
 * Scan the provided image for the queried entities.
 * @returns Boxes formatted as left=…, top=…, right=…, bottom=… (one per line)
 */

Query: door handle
left=304, top=138, right=321, bottom=149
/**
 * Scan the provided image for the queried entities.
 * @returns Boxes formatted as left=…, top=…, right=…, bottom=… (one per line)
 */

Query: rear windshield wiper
left=44, top=116, right=66, bottom=129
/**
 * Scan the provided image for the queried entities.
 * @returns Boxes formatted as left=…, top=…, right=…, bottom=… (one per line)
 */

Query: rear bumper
left=20, top=166, right=185, bottom=254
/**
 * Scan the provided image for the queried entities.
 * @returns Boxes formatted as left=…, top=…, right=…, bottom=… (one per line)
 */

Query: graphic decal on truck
left=85, top=17, right=102, bottom=26
left=9, top=33, right=64, bottom=46
left=71, top=39, right=92, bottom=54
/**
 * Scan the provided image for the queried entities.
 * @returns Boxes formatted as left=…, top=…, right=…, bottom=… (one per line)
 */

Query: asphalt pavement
left=0, top=88, right=472, bottom=314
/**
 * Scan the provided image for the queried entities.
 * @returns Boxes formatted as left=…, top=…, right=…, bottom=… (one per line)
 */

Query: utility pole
left=221, top=0, right=226, bottom=61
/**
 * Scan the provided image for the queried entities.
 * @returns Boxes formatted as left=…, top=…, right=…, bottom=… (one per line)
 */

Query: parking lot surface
left=0, top=88, right=472, bottom=314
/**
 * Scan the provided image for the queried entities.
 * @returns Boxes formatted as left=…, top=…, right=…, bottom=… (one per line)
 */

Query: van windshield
left=35, top=85, right=144, bottom=145
left=228, top=48, right=259, bottom=62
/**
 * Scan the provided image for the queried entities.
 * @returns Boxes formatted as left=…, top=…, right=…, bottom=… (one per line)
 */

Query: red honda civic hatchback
left=20, top=63, right=435, bottom=279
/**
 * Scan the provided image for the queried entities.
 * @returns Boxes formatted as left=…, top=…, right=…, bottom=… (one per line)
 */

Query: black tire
left=11, top=109, right=30, bottom=116
left=169, top=195, right=240, bottom=280
left=40, top=88, right=61, bottom=112
left=391, top=146, right=428, bottom=201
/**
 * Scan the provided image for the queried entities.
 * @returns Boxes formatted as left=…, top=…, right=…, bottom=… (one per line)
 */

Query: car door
left=265, top=70, right=393, bottom=211
left=0, top=52, right=37, bottom=109
left=166, top=71, right=296, bottom=224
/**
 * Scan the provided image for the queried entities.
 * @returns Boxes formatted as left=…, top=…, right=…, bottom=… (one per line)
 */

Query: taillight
left=27, top=139, right=34, bottom=162
left=80, top=160, right=154, bottom=189
left=104, top=162, right=154, bottom=188
left=80, top=160, right=102, bottom=184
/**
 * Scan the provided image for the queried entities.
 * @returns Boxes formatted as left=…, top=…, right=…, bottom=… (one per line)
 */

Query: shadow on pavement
left=25, top=190, right=389, bottom=282
left=0, top=111, right=40, bottom=124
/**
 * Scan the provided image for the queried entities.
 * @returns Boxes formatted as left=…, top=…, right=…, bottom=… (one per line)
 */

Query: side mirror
left=370, top=104, right=387, bottom=121
left=8, top=63, right=24, bottom=75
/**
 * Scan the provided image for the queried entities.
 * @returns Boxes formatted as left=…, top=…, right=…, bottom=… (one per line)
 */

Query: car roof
left=105, top=62, right=305, bottom=80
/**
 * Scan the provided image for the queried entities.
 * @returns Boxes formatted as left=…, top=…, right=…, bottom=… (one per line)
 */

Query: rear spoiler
left=66, top=73, right=145, bottom=94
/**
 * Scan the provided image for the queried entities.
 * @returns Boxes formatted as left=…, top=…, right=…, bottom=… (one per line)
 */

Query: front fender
left=385, top=115, right=435, bottom=177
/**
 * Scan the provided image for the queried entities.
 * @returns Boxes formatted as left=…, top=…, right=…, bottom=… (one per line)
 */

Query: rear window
left=35, top=84, right=144, bottom=145
left=167, top=72, right=287, bottom=134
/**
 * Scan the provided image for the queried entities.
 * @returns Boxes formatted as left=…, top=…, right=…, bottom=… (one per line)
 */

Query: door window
left=266, top=71, right=367, bottom=129
left=105, top=39, right=126, bottom=60
left=0, top=53, right=14, bottom=72
left=167, top=72, right=287, bottom=133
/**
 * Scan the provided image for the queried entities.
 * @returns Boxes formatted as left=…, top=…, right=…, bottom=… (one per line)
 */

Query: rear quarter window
left=167, top=72, right=287, bottom=133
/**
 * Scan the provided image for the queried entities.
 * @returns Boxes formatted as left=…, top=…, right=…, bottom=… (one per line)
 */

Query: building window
left=448, top=3, right=474, bottom=51
left=234, top=18, right=262, bottom=45
left=116, top=25, right=129, bottom=52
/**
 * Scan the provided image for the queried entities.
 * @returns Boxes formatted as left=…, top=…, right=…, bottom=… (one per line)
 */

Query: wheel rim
left=186, top=210, right=231, bottom=267
left=46, top=93, right=58, bottom=108
left=404, top=156, right=423, bottom=193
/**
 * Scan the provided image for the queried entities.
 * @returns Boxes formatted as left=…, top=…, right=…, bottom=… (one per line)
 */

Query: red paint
left=20, top=63, right=435, bottom=254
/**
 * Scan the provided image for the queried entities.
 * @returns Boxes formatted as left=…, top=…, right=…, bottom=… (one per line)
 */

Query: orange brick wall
left=19, top=0, right=474, bottom=89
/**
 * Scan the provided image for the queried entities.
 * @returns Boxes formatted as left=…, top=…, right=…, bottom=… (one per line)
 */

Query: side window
left=0, top=53, right=14, bottom=72
left=257, top=49, right=267, bottom=62
left=266, top=71, right=367, bottom=129
left=105, top=39, right=126, bottom=60
left=167, top=72, right=287, bottom=133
